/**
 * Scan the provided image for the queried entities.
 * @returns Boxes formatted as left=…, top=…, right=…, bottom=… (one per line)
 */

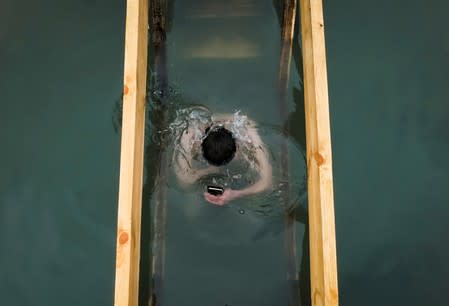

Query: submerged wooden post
left=149, top=1, right=170, bottom=305
left=114, top=0, right=148, bottom=305
left=299, top=0, right=339, bottom=306
left=278, top=0, right=300, bottom=305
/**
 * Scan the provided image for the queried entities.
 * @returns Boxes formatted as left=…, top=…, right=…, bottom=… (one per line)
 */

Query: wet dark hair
left=201, top=126, right=236, bottom=166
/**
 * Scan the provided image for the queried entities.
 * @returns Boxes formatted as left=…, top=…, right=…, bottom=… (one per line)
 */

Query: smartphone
left=207, top=185, right=224, bottom=196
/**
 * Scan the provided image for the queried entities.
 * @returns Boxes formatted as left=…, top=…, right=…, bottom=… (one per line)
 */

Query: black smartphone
left=207, top=185, right=224, bottom=196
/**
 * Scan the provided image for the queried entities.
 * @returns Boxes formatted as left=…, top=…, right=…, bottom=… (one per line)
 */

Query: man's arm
left=174, top=127, right=218, bottom=187
left=234, top=122, right=273, bottom=197
left=204, top=119, right=273, bottom=205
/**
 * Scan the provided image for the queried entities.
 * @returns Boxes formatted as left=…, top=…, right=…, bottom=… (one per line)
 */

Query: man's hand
left=203, top=189, right=239, bottom=206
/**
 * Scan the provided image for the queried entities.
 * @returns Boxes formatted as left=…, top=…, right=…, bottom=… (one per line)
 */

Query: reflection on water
left=183, top=37, right=261, bottom=59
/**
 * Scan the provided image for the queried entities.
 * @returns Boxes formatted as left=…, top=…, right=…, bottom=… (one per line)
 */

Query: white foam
left=231, top=110, right=252, bottom=143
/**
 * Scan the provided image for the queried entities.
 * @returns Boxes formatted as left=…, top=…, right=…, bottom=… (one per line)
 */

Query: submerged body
left=172, top=108, right=273, bottom=205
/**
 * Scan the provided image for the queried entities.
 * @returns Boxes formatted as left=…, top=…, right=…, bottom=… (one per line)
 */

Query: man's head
left=201, top=126, right=236, bottom=166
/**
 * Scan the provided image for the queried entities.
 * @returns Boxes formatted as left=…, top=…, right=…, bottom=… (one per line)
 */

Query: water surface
left=0, top=0, right=448, bottom=305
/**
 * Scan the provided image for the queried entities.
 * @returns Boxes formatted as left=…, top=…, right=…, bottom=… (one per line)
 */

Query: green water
left=1, top=0, right=448, bottom=305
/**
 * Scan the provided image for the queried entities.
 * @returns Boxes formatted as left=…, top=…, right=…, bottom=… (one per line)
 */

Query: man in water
left=174, top=112, right=273, bottom=205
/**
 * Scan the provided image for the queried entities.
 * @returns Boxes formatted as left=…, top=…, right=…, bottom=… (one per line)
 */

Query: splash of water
left=230, top=110, right=252, bottom=144
left=166, top=106, right=307, bottom=218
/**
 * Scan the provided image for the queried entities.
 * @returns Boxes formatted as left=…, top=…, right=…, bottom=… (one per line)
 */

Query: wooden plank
left=114, top=0, right=149, bottom=305
left=277, top=1, right=301, bottom=305
left=299, top=1, right=339, bottom=306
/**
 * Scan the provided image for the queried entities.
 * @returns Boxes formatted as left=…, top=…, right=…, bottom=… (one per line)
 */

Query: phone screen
left=207, top=185, right=224, bottom=196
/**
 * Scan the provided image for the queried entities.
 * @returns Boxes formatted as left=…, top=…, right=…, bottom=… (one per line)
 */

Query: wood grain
left=299, top=0, right=339, bottom=305
left=114, top=0, right=149, bottom=305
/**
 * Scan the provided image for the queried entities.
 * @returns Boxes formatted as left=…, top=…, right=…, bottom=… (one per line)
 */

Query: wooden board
left=299, top=0, right=339, bottom=305
left=114, top=0, right=149, bottom=305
